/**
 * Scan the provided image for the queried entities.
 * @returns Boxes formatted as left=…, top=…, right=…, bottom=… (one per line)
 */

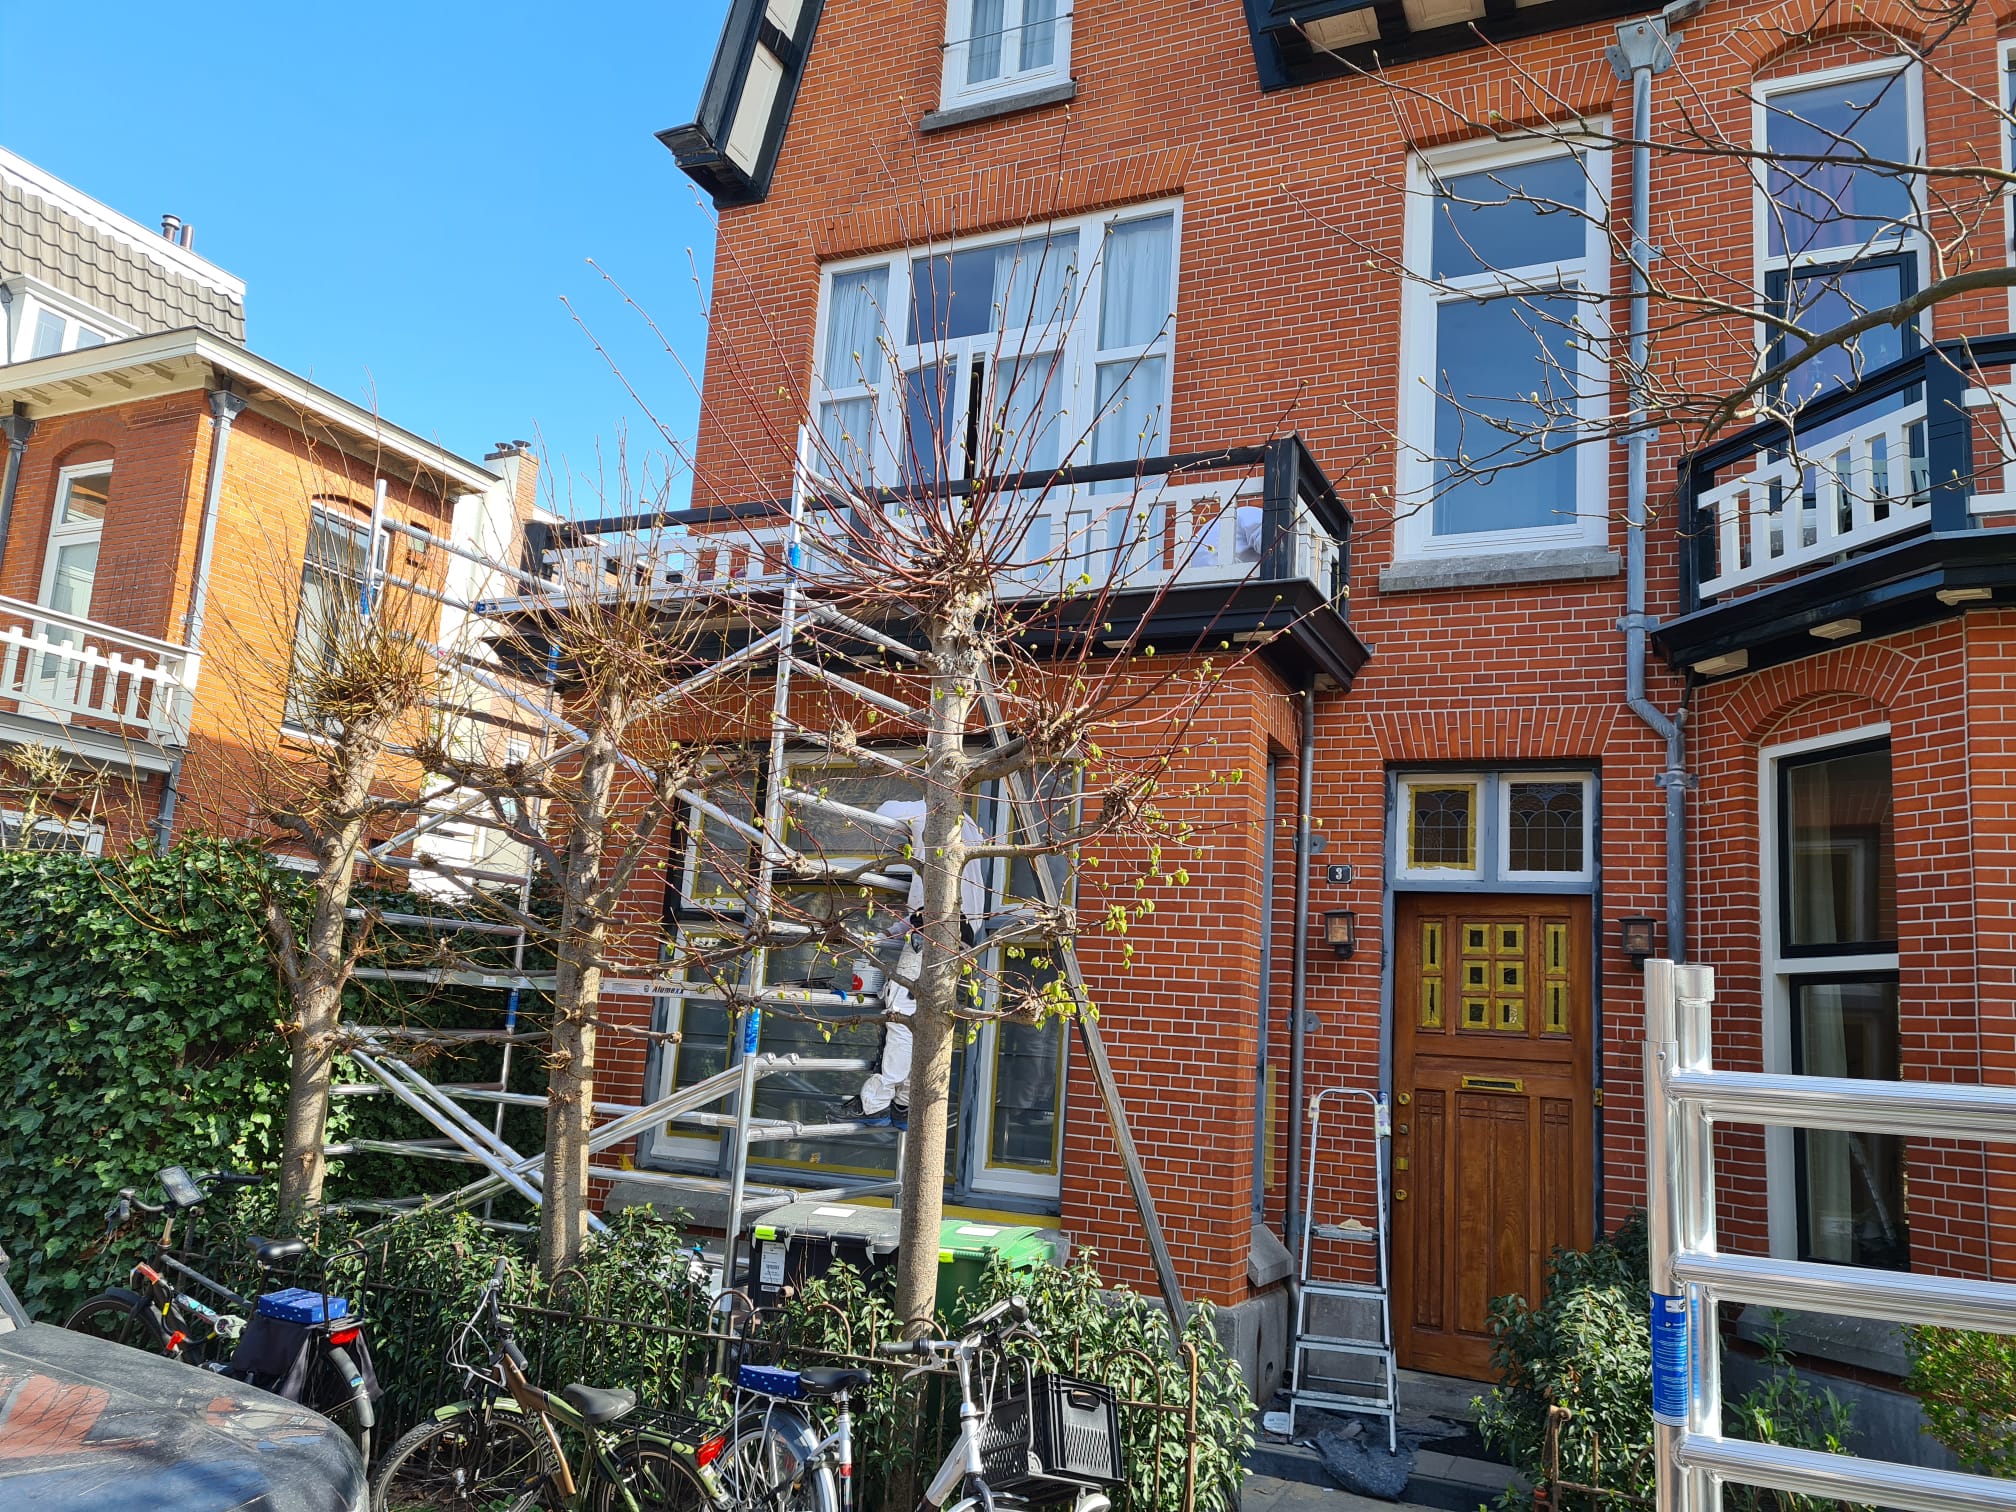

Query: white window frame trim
left=1751, top=57, right=1927, bottom=365
left=2001, top=39, right=2016, bottom=324
left=937, top=0, right=1073, bottom=113
left=1, top=808, right=104, bottom=855
left=280, top=503, right=389, bottom=738
left=8, top=287, right=121, bottom=365
left=1395, top=129, right=1613, bottom=561
left=1755, top=722, right=1898, bottom=1260
left=809, top=197, right=1184, bottom=492
left=1496, top=771, right=1596, bottom=883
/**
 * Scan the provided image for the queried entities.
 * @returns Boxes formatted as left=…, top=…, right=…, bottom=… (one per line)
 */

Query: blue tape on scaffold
left=789, top=543, right=803, bottom=571
left=742, top=1010, right=761, bottom=1055
left=1650, top=1292, right=1689, bottom=1427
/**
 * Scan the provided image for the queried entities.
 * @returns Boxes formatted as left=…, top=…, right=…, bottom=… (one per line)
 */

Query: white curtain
left=1098, top=214, right=1174, bottom=350
left=818, top=396, right=876, bottom=481
left=1019, top=0, right=1058, bottom=71
left=1092, top=355, right=1167, bottom=469
left=1800, top=998, right=1853, bottom=1262
left=995, top=352, right=1062, bottom=472
left=991, top=231, right=1077, bottom=340
left=967, top=0, right=1005, bottom=82
left=823, top=266, right=888, bottom=387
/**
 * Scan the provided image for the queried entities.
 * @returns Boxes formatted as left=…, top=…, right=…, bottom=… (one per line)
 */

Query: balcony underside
left=1654, top=526, right=2016, bottom=676
left=0, top=707, right=177, bottom=773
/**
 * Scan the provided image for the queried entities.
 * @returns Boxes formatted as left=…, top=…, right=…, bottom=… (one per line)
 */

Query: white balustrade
left=1696, top=399, right=1931, bottom=600
left=556, top=474, right=1341, bottom=603
left=0, top=594, right=196, bottom=744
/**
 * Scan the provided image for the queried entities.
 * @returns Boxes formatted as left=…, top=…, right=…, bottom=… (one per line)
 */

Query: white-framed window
left=1396, top=134, right=1611, bottom=560
left=812, top=200, right=1179, bottom=492
left=939, top=0, right=1071, bottom=113
left=2002, top=41, right=2016, bottom=322
left=10, top=299, right=110, bottom=365
left=1395, top=769, right=1595, bottom=885
left=283, top=504, right=389, bottom=734
left=645, top=752, right=1075, bottom=1202
left=1757, top=726, right=1906, bottom=1271
left=0, top=809, right=103, bottom=854
left=1754, top=59, right=1924, bottom=403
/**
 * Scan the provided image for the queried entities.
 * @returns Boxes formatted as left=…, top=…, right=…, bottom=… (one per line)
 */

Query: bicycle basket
left=979, top=1371, right=1124, bottom=1501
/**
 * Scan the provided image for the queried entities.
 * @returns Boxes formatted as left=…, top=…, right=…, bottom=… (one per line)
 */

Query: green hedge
left=0, top=838, right=293, bottom=1317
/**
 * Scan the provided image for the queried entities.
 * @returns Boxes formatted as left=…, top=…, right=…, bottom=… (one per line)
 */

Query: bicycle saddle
left=250, top=1237, right=309, bottom=1265
left=799, top=1367, right=873, bottom=1396
left=560, top=1383, right=637, bottom=1425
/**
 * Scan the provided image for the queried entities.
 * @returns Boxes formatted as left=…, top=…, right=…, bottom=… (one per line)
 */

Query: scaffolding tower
left=327, top=435, right=1188, bottom=1326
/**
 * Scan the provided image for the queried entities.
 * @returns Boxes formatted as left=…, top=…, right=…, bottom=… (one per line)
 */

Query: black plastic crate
left=980, top=1372, right=1123, bottom=1501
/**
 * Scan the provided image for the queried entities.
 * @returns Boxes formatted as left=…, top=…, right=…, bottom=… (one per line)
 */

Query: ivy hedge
left=0, top=838, right=295, bottom=1318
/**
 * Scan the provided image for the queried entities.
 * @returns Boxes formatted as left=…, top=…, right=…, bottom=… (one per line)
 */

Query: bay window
left=1398, top=139, right=1609, bottom=559
left=811, top=203, right=1179, bottom=493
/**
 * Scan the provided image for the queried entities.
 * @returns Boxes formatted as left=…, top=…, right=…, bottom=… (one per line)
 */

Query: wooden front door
left=1392, top=894, right=1595, bottom=1379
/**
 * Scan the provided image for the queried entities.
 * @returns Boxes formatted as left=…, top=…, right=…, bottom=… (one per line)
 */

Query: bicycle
left=372, top=1258, right=721, bottom=1511
left=66, top=1164, right=265, bottom=1366
left=67, top=1163, right=379, bottom=1463
left=714, top=1295, right=1120, bottom=1512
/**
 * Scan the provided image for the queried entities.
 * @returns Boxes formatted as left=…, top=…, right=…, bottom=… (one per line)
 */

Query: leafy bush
left=1906, top=1326, right=2016, bottom=1476
left=0, top=839, right=295, bottom=1317
left=1480, top=1218, right=1867, bottom=1512
left=769, top=1249, right=1252, bottom=1512
left=1725, top=1318, right=1868, bottom=1512
left=1478, top=1213, right=1655, bottom=1506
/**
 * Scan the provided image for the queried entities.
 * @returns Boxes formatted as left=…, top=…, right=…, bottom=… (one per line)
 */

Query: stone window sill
left=921, top=80, right=1077, bottom=134
left=1378, top=545, right=1622, bottom=594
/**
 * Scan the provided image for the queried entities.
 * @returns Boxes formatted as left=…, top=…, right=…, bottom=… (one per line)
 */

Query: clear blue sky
left=1, top=1, right=732, bottom=518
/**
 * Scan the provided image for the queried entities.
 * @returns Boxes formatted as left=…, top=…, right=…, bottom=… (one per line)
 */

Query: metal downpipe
left=1284, top=676, right=1317, bottom=1250
left=154, top=387, right=248, bottom=850
left=0, top=408, right=33, bottom=577
left=1618, top=28, right=1690, bottom=961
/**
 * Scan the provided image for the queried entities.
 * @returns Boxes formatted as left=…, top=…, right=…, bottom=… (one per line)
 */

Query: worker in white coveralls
left=839, top=798, right=987, bottom=1130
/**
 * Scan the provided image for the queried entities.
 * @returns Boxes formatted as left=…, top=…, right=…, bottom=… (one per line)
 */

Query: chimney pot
left=179, top=223, right=195, bottom=250
left=161, top=214, right=181, bottom=241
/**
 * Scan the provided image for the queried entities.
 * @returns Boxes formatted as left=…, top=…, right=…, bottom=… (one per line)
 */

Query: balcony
left=510, top=436, right=1369, bottom=689
left=1660, top=337, right=2016, bottom=676
left=0, top=594, right=196, bottom=763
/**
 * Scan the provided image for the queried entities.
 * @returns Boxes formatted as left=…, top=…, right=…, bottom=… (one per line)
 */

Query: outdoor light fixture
left=1620, top=916, right=1656, bottom=967
left=658, top=0, right=825, bottom=208
left=1322, top=908, right=1358, bottom=960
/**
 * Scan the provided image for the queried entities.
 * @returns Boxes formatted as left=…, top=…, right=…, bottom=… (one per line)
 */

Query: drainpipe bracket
left=1655, top=768, right=1698, bottom=792
left=1607, top=16, right=1673, bottom=80
left=1618, top=611, right=1661, bottom=634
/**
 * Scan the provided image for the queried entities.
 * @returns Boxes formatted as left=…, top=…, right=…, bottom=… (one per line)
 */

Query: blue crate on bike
left=255, top=1287, right=348, bottom=1325
left=736, top=1364, right=804, bottom=1399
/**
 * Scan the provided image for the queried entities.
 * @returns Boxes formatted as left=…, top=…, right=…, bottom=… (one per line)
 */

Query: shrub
left=0, top=839, right=295, bottom=1318
left=1905, top=1326, right=2016, bottom=1477
left=1725, top=1318, right=1868, bottom=1512
left=1478, top=1212, right=1655, bottom=1506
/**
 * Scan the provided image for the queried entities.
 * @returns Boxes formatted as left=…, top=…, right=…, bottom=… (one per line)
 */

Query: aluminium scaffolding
left=331, top=430, right=1189, bottom=1331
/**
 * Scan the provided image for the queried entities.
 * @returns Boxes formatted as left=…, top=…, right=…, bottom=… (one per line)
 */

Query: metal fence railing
left=1643, top=959, right=2016, bottom=1512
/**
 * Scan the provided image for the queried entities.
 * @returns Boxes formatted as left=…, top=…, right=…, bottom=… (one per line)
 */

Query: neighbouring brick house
left=0, top=147, right=538, bottom=866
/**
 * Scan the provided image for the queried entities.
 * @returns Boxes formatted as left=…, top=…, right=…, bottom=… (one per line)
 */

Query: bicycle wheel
left=594, top=1440, right=708, bottom=1512
left=371, top=1406, right=552, bottom=1512
left=65, top=1293, right=154, bottom=1353
left=714, top=1413, right=838, bottom=1512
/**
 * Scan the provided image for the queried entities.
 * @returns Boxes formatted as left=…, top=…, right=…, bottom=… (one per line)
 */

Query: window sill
left=1379, top=545, right=1620, bottom=594
left=921, top=79, right=1077, bottom=133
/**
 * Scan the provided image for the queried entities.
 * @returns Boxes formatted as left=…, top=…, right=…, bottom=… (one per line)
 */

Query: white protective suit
left=859, top=798, right=988, bottom=1115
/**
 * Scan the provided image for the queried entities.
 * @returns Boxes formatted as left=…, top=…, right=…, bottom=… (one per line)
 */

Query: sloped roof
left=0, top=149, right=246, bottom=342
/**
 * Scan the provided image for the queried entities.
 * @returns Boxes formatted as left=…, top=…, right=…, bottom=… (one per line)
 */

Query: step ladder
left=1283, top=1085, right=1397, bottom=1450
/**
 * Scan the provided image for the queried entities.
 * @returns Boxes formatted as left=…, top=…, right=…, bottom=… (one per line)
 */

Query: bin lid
left=752, top=1201, right=905, bottom=1251
left=936, top=1220, right=1068, bottom=1266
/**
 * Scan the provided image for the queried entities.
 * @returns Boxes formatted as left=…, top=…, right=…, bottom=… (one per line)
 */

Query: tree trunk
left=275, top=751, right=380, bottom=1227
left=540, top=709, right=621, bottom=1280
left=892, top=608, right=981, bottom=1333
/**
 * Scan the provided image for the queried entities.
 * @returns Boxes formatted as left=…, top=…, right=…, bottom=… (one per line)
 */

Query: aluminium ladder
left=1283, top=1085, right=1398, bottom=1450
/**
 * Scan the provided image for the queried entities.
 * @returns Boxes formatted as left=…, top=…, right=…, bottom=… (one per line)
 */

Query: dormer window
left=940, top=0, right=1071, bottom=112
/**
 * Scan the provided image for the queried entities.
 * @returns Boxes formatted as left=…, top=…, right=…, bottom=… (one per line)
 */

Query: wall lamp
left=1619, top=916, right=1656, bottom=968
left=1321, top=908, right=1357, bottom=960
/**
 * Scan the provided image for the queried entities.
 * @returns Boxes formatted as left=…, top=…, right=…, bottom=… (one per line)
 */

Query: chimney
left=179, top=223, right=195, bottom=251
left=161, top=214, right=181, bottom=242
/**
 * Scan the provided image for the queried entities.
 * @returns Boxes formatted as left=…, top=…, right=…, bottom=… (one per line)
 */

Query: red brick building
left=565, top=0, right=2016, bottom=1421
left=0, top=148, right=538, bottom=860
